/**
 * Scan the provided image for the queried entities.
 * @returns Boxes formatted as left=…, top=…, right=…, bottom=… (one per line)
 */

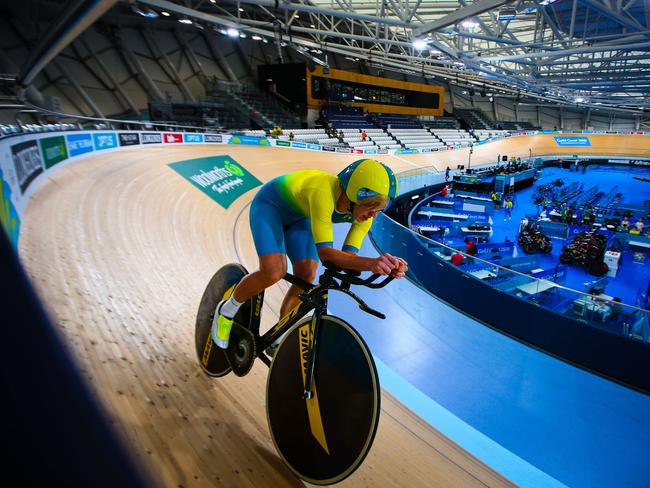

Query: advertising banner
left=39, top=136, right=68, bottom=169
left=276, top=140, right=291, bottom=147
left=377, top=149, right=388, bottom=154
left=363, top=149, right=377, bottom=154
left=352, top=149, right=363, bottom=154
left=321, top=145, right=336, bottom=152
left=396, top=148, right=419, bottom=154
left=119, top=132, right=140, bottom=146
left=164, top=133, right=183, bottom=143
left=553, top=136, right=591, bottom=147
left=204, top=134, right=223, bottom=143
left=184, top=133, right=204, bottom=143
left=141, top=132, right=163, bottom=144
left=228, top=135, right=270, bottom=146
left=0, top=166, right=21, bottom=245
left=93, top=132, right=118, bottom=150
left=168, top=156, right=262, bottom=209
left=335, top=147, right=351, bottom=153
left=66, top=133, right=94, bottom=157
left=307, top=144, right=321, bottom=151
left=290, top=141, right=307, bottom=149
left=12, top=140, right=43, bottom=192
left=420, top=148, right=431, bottom=153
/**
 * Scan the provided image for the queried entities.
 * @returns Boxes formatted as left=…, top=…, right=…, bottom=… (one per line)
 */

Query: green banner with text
left=168, top=156, right=262, bottom=208
left=40, top=136, right=68, bottom=168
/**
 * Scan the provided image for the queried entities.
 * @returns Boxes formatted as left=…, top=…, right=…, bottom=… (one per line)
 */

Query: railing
left=373, top=172, right=650, bottom=392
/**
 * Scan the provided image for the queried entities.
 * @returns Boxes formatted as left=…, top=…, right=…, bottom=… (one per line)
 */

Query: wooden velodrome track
left=17, top=134, right=650, bottom=487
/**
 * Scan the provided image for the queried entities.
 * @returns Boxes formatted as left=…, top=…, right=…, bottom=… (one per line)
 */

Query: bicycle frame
left=255, top=265, right=392, bottom=399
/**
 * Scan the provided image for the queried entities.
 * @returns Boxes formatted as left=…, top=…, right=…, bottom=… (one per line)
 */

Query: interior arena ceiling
left=130, top=0, right=650, bottom=113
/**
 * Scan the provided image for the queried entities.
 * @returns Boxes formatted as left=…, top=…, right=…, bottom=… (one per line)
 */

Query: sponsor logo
left=276, top=140, right=291, bottom=147
left=168, top=156, right=262, bottom=209
left=352, top=149, right=363, bottom=154
left=12, top=140, right=43, bottom=193
left=39, top=136, right=68, bottom=168
left=164, top=133, right=183, bottom=143
left=204, top=133, right=223, bottom=143
left=184, top=133, right=204, bottom=143
left=93, top=132, right=118, bottom=150
left=291, top=141, right=307, bottom=149
left=335, top=147, right=351, bottom=153
left=228, top=135, right=270, bottom=146
left=119, top=132, right=140, bottom=146
left=66, top=133, right=93, bottom=157
left=363, top=149, right=377, bottom=154
left=420, top=148, right=431, bottom=153
left=141, top=132, right=162, bottom=144
left=321, top=145, right=336, bottom=152
left=553, top=136, right=591, bottom=147
left=307, top=144, right=321, bottom=151
left=396, top=148, right=419, bottom=154
left=377, top=149, right=388, bottom=154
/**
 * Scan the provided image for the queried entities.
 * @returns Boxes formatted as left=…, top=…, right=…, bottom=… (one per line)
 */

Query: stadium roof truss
left=28, top=0, right=650, bottom=114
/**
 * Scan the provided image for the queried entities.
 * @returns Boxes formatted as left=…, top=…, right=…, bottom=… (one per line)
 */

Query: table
left=572, top=297, right=612, bottom=322
left=457, top=194, right=492, bottom=203
left=418, top=211, right=469, bottom=220
left=469, top=269, right=497, bottom=280
left=461, top=227, right=491, bottom=233
left=430, top=200, right=454, bottom=206
left=516, top=279, right=558, bottom=295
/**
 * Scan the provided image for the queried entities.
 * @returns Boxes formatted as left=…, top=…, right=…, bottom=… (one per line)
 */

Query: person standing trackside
left=445, top=166, right=450, bottom=182
left=504, top=197, right=513, bottom=220
left=361, top=130, right=367, bottom=142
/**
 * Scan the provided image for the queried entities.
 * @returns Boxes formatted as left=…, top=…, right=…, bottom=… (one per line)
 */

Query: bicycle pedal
left=225, top=322, right=257, bottom=377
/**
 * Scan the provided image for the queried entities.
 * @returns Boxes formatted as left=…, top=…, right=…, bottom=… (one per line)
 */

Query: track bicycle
left=195, top=261, right=393, bottom=485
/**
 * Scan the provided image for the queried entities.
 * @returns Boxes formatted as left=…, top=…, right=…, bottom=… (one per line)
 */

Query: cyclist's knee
left=292, top=259, right=318, bottom=283
left=259, top=255, right=287, bottom=285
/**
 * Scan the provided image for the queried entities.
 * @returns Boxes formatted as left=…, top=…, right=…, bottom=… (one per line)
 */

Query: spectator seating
left=243, top=130, right=267, bottom=136
left=454, top=108, right=492, bottom=129
left=1, top=123, right=78, bottom=136
left=472, top=129, right=511, bottom=141
left=430, top=128, right=474, bottom=148
left=425, top=117, right=460, bottom=129
left=372, top=113, right=422, bottom=129
left=388, top=128, right=445, bottom=150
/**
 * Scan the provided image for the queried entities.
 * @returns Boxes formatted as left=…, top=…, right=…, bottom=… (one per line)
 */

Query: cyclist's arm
left=317, top=246, right=398, bottom=275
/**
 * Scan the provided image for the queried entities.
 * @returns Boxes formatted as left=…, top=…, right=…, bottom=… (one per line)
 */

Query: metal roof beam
left=412, top=0, right=514, bottom=37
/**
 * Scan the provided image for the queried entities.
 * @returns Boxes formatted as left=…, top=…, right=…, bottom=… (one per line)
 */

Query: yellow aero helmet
left=337, top=159, right=398, bottom=208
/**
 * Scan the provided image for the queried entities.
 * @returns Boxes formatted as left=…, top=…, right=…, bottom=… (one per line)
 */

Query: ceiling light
left=161, top=11, right=170, bottom=17
left=310, top=24, right=316, bottom=28
left=209, top=0, right=216, bottom=3
left=575, top=97, right=585, bottom=103
left=239, top=32, right=247, bottom=38
left=132, top=6, right=158, bottom=18
left=178, top=18, right=193, bottom=24
left=413, top=39, right=428, bottom=51
left=239, top=7, right=244, bottom=11
left=252, top=35, right=262, bottom=41
left=227, top=28, right=239, bottom=37
left=461, top=20, right=479, bottom=30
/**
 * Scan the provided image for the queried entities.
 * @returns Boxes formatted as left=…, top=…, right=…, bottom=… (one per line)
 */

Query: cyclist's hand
left=391, top=257, right=408, bottom=279
left=371, top=253, right=400, bottom=275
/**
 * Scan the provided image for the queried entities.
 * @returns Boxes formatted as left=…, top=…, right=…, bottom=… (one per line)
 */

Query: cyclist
left=212, top=159, right=409, bottom=349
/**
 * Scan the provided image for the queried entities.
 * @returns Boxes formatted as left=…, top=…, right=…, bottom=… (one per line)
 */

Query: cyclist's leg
left=282, top=217, right=319, bottom=319
left=212, top=194, right=288, bottom=348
